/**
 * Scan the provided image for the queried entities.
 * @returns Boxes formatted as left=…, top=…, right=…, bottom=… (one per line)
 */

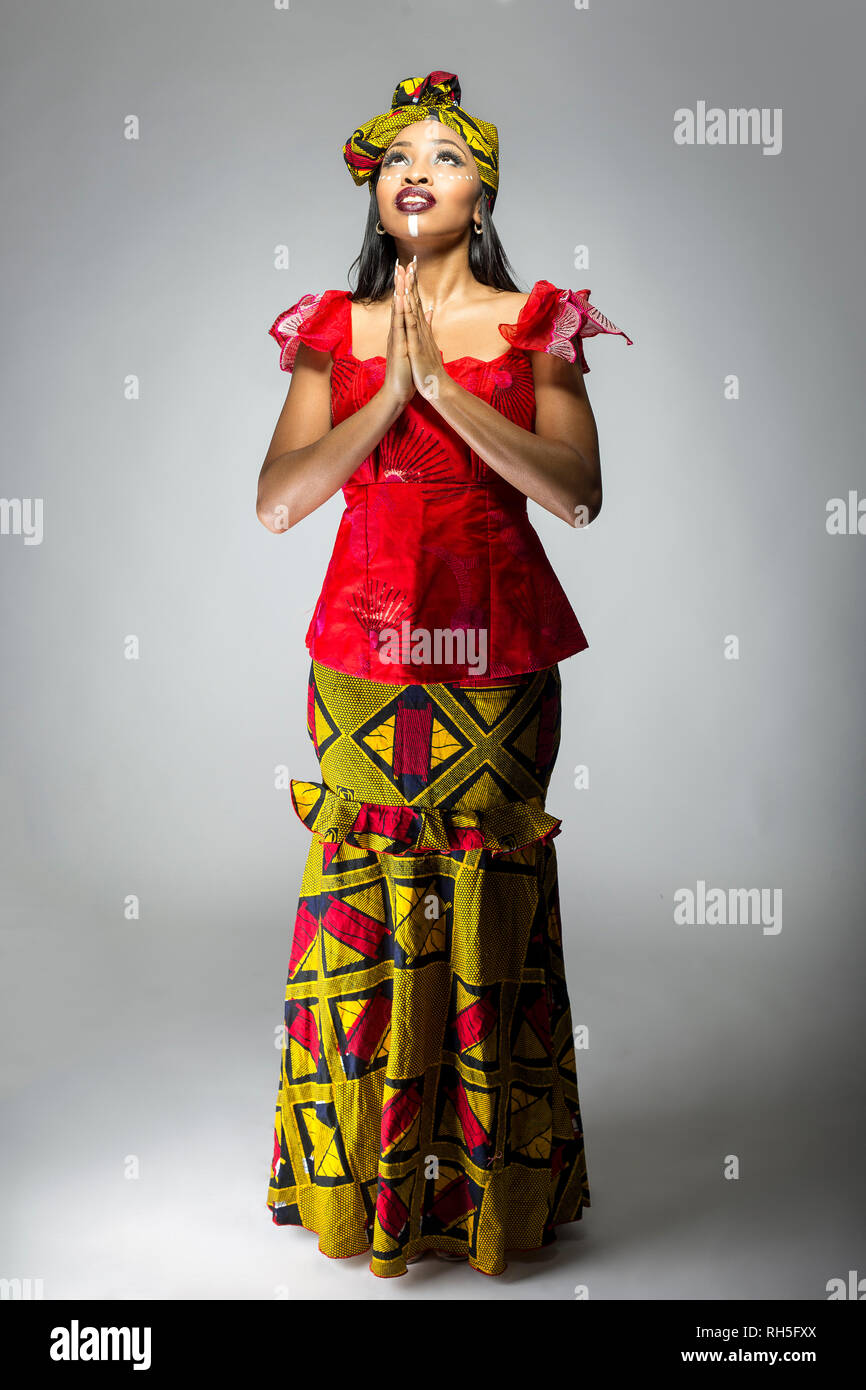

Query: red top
left=268, top=280, right=632, bottom=685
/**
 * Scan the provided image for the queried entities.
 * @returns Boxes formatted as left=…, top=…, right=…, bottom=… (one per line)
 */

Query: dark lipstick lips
left=395, top=189, right=436, bottom=211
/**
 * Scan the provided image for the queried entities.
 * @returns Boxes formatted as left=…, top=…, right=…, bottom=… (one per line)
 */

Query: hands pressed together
left=383, top=256, right=447, bottom=408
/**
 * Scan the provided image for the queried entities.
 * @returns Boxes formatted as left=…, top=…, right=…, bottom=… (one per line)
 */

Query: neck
left=392, top=237, right=480, bottom=309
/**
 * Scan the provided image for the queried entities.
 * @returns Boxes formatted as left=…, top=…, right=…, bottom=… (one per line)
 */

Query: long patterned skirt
left=266, top=658, right=590, bottom=1278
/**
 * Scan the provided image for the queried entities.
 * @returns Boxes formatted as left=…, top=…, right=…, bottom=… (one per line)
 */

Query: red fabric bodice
left=268, top=280, right=632, bottom=684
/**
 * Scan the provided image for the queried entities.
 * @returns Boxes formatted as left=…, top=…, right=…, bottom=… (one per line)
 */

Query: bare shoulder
left=351, top=295, right=387, bottom=322
left=476, top=285, right=532, bottom=320
left=350, top=295, right=391, bottom=341
left=351, top=294, right=385, bottom=315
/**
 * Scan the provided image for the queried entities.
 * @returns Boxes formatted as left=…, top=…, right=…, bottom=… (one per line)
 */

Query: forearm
left=257, top=388, right=405, bottom=531
left=433, top=374, right=601, bottom=525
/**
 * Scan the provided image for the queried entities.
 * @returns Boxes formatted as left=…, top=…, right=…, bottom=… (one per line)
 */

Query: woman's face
left=375, top=118, right=482, bottom=239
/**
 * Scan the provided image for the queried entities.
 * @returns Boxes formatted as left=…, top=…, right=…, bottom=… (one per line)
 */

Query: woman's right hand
left=380, top=261, right=415, bottom=409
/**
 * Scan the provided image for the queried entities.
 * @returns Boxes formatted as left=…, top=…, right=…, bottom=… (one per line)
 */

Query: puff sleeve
left=268, top=290, right=347, bottom=372
left=498, top=280, right=633, bottom=373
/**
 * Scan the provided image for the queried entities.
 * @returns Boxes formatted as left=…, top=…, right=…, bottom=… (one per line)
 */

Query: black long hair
left=347, top=163, right=523, bottom=303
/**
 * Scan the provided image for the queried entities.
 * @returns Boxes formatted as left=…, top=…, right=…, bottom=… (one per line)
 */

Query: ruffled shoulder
left=498, top=279, right=633, bottom=373
left=268, top=289, right=351, bottom=372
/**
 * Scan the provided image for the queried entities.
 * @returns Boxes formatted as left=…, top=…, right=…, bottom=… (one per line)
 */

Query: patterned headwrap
left=342, top=70, right=500, bottom=213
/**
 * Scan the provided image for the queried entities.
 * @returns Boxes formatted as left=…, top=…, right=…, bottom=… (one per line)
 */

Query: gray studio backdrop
left=1, top=0, right=864, bottom=1301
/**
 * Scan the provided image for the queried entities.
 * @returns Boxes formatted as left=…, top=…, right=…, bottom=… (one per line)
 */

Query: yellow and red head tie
left=342, top=70, right=500, bottom=213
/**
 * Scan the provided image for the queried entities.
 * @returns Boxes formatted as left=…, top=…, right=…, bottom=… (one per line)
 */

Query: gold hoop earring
left=473, top=223, right=482, bottom=235
left=375, top=221, right=386, bottom=235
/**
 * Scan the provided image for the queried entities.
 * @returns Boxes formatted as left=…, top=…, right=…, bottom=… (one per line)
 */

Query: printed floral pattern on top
left=266, top=282, right=633, bottom=686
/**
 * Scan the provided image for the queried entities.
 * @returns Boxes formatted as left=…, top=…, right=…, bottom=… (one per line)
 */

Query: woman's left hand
left=400, top=257, right=446, bottom=402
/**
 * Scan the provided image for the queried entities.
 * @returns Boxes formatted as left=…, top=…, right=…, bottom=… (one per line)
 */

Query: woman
left=257, top=70, right=632, bottom=1280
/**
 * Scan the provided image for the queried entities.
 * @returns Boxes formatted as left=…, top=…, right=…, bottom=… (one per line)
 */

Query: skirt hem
left=266, top=1198, right=589, bottom=1278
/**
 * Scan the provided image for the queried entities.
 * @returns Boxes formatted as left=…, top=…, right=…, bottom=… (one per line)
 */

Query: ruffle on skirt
left=289, top=778, right=563, bottom=858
